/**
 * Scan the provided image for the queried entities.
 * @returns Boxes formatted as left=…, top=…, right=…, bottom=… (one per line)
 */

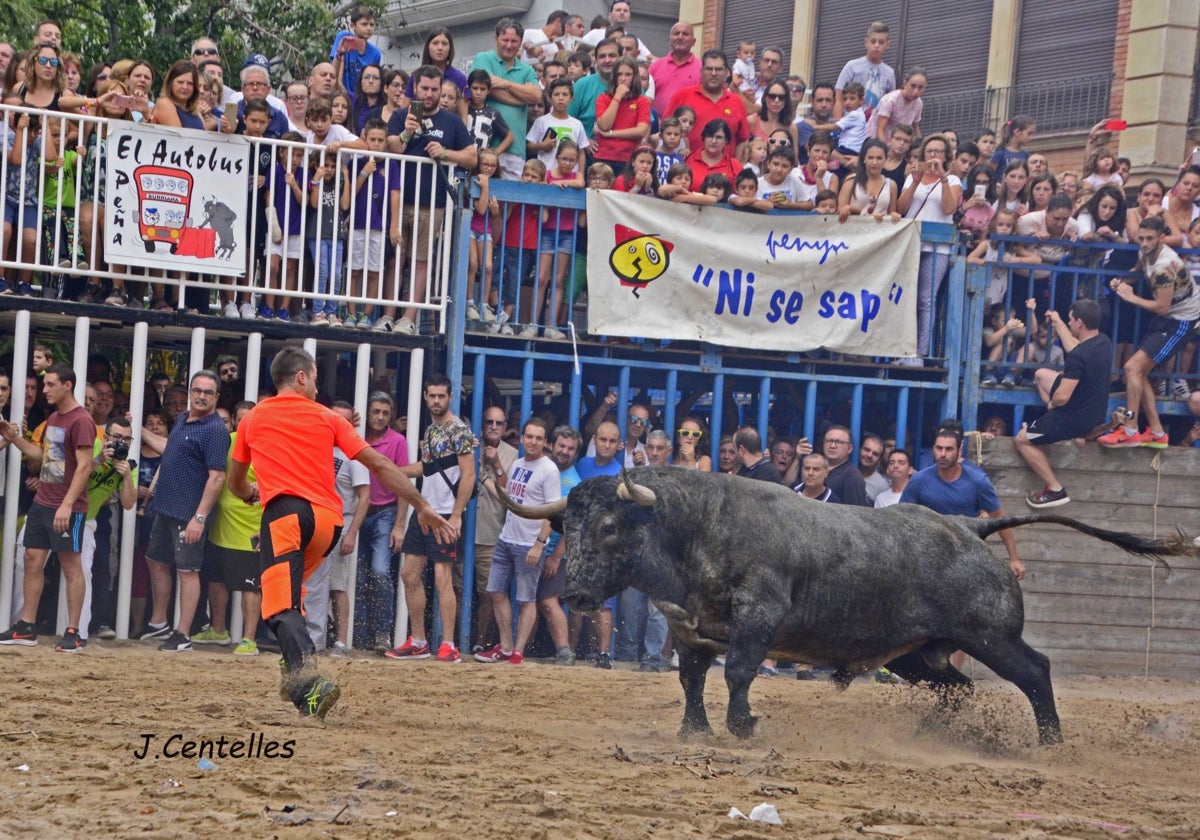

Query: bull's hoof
left=678, top=719, right=714, bottom=739
left=1038, top=726, right=1064, bottom=746
left=727, top=714, right=758, bottom=739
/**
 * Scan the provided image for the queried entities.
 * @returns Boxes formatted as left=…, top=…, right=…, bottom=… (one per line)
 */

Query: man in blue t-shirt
left=900, top=424, right=1025, bottom=581
left=575, top=420, right=624, bottom=480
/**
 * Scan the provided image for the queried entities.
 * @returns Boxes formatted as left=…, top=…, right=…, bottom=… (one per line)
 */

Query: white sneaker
left=394, top=317, right=417, bottom=335
left=239, top=302, right=255, bottom=319
left=893, top=356, right=925, bottom=368
left=543, top=326, right=566, bottom=339
left=371, top=316, right=394, bottom=332
left=1171, top=378, right=1191, bottom=400
left=499, top=323, right=515, bottom=335
left=312, top=312, right=329, bottom=325
left=480, top=303, right=497, bottom=323
left=222, top=301, right=239, bottom=318
left=465, top=302, right=481, bottom=321
left=518, top=324, right=539, bottom=338
left=1156, top=378, right=1168, bottom=397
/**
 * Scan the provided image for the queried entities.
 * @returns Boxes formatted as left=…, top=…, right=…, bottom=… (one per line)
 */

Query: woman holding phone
left=898, top=133, right=962, bottom=361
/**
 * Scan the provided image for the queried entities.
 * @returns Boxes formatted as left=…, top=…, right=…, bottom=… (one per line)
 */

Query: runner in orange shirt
left=228, top=347, right=454, bottom=718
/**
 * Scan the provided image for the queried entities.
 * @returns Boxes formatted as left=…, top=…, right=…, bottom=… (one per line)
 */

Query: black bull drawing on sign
left=493, top=467, right=1192, bottom=745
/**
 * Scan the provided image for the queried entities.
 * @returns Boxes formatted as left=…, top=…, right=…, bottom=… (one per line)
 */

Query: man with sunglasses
left=820, top=424, right=869, bottom=507
left=472, top=406, right=519, bottom=653
left=581, top=393, right=649, bottom=467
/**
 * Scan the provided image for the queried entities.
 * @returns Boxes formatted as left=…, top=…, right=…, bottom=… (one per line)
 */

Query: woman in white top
left=837, top=138, right=899, bottom=222
left=898, top=133, right=962, bottom=360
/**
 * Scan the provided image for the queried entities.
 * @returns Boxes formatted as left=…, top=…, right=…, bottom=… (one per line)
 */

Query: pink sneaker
left=435, top=642, right=461, bottom=663
left=509, top=650, right=525, bottom=665
left=473, top=643, right=512, bottom=663
left=384, top=637, right=430, bottom=660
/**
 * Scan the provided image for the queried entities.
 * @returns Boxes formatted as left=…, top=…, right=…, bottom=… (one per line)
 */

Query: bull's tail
left=963, top=514, right=1194, bottom=573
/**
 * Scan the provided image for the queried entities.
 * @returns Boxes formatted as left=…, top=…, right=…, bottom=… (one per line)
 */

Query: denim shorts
left=4, top=200, right=39, bottom=230
left=485, top=538, right=542, bottom=603
left=538, top=229, right=575, bottom=254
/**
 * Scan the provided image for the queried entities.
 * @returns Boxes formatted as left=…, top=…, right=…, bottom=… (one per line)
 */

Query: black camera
left=110, top=438, right=130, bottom=461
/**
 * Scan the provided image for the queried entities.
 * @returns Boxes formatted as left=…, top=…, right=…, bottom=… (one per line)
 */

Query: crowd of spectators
left=0, top=12, right=1197, bottom=416
left=1, top=11, right=1194, bottom=384
left=1, top=335, right=1199, bottom=669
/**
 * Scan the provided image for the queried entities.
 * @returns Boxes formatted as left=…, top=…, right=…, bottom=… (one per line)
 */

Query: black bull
left=495, top=467, right=1191, bottom=745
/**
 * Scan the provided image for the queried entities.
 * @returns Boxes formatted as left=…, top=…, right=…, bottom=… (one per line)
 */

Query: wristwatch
left=194, top=514, right=207, bottom=524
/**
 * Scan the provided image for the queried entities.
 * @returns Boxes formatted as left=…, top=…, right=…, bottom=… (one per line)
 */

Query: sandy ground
left=2, top=643, right=1200, bottom=838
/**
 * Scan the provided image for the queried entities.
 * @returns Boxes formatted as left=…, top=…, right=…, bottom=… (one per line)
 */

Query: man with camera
left=383, top=63, right=476, bottom=334
left=74, top=419, right=139, bottom=641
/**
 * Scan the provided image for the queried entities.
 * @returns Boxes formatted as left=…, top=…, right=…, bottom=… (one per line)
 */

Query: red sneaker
left=384, top=637, right=430, bottom=660
left=1097, top=426, right=1142, bottom=448
left=473, top=643, right=512, bottom=663
left=508, top=650, right=524, bottom=665
left=435, top=642, right=461, bottom=663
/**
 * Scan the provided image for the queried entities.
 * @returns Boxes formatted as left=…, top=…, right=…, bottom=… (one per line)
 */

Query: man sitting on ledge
left=1014, top=298, right=1113, bottom=509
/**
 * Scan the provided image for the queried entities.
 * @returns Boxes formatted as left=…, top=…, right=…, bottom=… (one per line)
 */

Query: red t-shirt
left=231, top=392, right=368, bottom=518
left=592, top=93, right=652, bottom=163
left=35, top=405, right=96, bottom=513
left=685, top=150, right=743, bottom=188
left=666, top=85, right=751, bottom=155
left=501, top=201, right=541, bottom=250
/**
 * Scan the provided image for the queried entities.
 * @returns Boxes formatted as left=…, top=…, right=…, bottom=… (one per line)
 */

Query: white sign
left=585, top=190, right=922, bottom=355
left=104, top=124, right=250, bottom=276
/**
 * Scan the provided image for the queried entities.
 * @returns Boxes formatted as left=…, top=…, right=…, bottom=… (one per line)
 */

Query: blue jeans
left=309, top=237, right=344, bottom=316
left=615, top=587, right=667, bottom=663
left=353, top=506, right=396, bottom=647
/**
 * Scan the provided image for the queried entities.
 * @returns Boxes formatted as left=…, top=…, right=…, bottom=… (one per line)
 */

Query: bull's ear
left=550, top=514, right=564, bottom=534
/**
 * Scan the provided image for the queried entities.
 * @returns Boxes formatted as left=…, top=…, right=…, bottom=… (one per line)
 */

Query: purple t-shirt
left=349, top=155, right=400, bottom=231
left=269, top=163, right=307, bottom=235
left=368, top=427, right=409, bottom=505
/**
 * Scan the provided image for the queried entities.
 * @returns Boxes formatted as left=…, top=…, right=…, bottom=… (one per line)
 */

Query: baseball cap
left=243, top=54, right=271, bottom=72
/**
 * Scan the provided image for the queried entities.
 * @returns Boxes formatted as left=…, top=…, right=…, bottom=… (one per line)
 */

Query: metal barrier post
left=0, top=310, right=31, bottom=626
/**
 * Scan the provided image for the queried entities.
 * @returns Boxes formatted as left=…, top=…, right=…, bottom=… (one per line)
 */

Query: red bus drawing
left=134, top=165, right=194, bottom=253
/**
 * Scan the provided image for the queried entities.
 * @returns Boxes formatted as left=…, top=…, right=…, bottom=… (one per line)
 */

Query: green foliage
left=10, top=0, right=388, bottom=84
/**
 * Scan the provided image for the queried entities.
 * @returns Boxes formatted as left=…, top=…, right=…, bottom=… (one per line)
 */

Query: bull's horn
left=491, top=476, right=569, bottom=519
left=617, top=470, right=656, bottom=506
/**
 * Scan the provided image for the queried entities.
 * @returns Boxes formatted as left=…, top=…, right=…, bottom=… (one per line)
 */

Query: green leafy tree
left=12, top=0, right=386, bottom=85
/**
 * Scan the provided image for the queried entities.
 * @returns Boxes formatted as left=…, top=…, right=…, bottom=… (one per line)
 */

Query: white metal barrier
left=0, top=325, right=424, bottom=644
left=0, top=103, right=455, bottom=333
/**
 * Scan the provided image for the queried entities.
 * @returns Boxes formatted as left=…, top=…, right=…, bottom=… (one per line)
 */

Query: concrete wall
left=976, top=437, right=1200, bottom=678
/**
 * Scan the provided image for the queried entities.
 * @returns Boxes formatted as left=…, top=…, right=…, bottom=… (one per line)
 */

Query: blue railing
left=957, top=235, right=1198, bottom=431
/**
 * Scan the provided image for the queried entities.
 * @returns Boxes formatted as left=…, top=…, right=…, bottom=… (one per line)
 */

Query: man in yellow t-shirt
left=194, top=423, right=264, bottom=655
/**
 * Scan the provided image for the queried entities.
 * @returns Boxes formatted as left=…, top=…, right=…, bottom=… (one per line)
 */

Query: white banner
left=104, top=124, right=250, bottom=277
left=585, top=190, right=922, bottom=355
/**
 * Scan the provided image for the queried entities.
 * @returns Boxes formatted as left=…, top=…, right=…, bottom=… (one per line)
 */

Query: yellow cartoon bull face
left=609, top=224, right=674, bottom=296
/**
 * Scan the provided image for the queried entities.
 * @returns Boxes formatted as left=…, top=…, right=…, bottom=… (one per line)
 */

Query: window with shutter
left=810, top=1, right=991, bottom=137
left=1013, top=0, right=1117, bottom=133
left=721, top=0, right=799, bottom=71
